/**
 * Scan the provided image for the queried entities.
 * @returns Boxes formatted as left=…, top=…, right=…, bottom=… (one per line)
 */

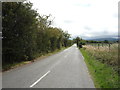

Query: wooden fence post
left=102, top=43, right=103, bottom=47
left=109, top=43, right=110, bottom=51
left=98, top=43, right=100, bottom=49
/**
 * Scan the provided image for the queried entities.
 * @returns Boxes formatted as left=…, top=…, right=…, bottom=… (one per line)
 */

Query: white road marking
left=30, top=71, right=50, bottom=88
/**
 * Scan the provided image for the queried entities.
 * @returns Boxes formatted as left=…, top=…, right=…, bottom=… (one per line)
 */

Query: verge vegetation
left=80, top=46, right=120, bottom=88
left=3, top=47, right=67, bottom=71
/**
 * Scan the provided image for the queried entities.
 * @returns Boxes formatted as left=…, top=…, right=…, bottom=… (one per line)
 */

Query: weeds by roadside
left=2, top=47, right=67, bottom=72
left=80, top=48, right=120, bottom=88
left=83, top=43, right=119, bottom=74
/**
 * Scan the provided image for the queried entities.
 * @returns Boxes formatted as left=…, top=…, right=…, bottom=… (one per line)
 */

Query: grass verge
left=3, top=47, right=68, bottom=72
left=80, top=48, right=120, bottom=88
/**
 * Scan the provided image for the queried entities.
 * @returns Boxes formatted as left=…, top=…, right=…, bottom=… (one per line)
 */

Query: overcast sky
left=29, top=0, right=119, bottom=39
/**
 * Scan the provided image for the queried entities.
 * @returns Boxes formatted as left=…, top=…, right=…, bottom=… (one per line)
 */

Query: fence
left=85, top=43, right=118, bottom=51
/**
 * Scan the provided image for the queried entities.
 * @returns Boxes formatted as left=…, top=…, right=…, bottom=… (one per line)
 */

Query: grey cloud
left=81, top=34, right=118, bottom=40
left=75, top=31, right=118, bottom=40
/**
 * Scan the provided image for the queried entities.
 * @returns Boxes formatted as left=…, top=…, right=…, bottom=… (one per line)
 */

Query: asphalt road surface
left=2, top=44, right=95, bottom=88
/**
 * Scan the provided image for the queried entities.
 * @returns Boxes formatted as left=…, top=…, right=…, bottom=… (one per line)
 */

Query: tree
left=2, top=2, right=38, bottom=64
left=74, top=37, right=81, bottom=46
left=104, top=40, right=109, bottom=43
left=2, top=2, right=73, bottom=68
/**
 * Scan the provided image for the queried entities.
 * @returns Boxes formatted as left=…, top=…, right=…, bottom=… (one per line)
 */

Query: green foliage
left=104, top=40, right=109, bottom=43
left=80, top=48, right=120, bottom=88
left=73, top=37, right=86, bottom=48
left=73, top=37, right=81, bottom=46
left=2, top=2, right=73, bottom=68
left=84, top=43, right=119, bottom=75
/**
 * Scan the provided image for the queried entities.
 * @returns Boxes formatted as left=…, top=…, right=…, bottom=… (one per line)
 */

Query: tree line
left=73, top=36, right=118, bottom=48
left=2, top=2, right=73, bottom=66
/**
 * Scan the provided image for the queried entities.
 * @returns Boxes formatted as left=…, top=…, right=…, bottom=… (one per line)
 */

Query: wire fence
left=85, top=43, right=118, bottom=51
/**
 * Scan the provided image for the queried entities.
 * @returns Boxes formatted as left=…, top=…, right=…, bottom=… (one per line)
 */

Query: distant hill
left=87, top=38, right=118, bottom=41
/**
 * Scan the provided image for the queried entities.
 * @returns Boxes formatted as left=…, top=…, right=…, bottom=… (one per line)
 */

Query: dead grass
left=83, top=43, right=118, bottom=72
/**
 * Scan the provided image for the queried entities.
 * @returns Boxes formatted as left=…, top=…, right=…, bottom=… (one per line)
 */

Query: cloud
left=30, top=0, right=119, bottom=39
left=64, top=20, right=73, bottom=23
left=79, top=30, right=118, bottom=39
left=84, top=26, right=92, bottom=30
left=113, top=13, right=118, bottom=18
left=74, top=3, right=91, bottom=7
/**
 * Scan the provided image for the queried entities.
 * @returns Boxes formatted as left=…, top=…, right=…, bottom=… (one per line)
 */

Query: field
left=80, top=43, right=120, bottom=88
left=83, top=43, right=118, bottom=72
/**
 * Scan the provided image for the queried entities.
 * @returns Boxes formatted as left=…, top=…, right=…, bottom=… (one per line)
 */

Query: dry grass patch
left=83, top=43, right=118, bottom=72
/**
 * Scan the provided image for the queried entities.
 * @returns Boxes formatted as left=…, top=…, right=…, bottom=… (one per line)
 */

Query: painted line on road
left=30, top=70, right=50, bottom=88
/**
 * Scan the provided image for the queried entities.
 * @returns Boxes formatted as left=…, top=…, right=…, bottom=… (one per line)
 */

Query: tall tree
left=2, top=2, right=73, bottom=68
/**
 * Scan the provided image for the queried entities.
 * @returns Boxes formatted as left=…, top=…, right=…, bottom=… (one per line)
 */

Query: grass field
left=80, top=43, right=120, bottom=88
left=83, top=43, right=118, bottom=72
